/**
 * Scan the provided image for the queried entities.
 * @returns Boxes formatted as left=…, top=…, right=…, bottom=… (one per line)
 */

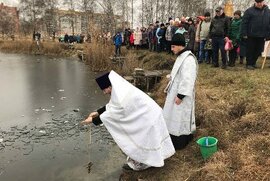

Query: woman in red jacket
left=129, top=30, right=135, bottom=49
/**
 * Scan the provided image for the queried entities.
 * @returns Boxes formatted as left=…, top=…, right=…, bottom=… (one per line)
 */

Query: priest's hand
left=81, top=116, right=93, bottom=125
left=175, top=97, right=182, bottom=105
left=89, top=111, right=98, bottom=118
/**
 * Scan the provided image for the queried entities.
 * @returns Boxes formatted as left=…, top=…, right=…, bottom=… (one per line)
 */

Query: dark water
left=0, top=53, right=125, bottom=181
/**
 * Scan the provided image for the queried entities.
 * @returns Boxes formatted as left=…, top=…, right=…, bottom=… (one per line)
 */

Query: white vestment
left=163, top=50, right=198, bottom=136
left=100, top=71, right=175, bottom=169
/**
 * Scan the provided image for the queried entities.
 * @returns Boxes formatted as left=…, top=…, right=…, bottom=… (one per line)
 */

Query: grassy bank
left=0, top=39, right=83, bottom=57
left=120, top=55, right=270, bottom=180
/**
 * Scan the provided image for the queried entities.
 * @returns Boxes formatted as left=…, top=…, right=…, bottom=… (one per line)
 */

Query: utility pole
left=155, top=0, right=159, bottom=21
left=131, top=0, right=133, bottom=29
left=141, top=0, right=144, bottom=27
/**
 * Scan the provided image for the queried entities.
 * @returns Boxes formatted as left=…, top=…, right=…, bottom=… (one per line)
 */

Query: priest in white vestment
left=82, top=70, right=175, bottom=171
left=163, top=33, right=198, bottom=150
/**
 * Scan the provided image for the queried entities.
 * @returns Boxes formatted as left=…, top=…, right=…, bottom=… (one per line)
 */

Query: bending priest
left=81, top=70, right=175, bottom=171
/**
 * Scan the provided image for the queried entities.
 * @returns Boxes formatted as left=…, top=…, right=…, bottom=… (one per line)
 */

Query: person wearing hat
left=241, top=0, right=270, bottom=70
left=153, top=21, right=160, bottom=51
left=157, top=23, right=166, bottom=52
left=209, top=6, right=231, bottom=69
left=228, top=10, right=242, bottom=67
left=82, top=71, right=175, bottom=171
left=196, top=12, right=212, bottom=64
left=165, top=20, right=174, bottom=54
left=163, top=33, right=198, bottom=150
left=187, top=18, right=196, bottom=53
left=113, top=31, right=122, bottom=57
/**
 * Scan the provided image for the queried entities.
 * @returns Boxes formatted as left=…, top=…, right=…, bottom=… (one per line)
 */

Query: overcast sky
left=1, top=0, right=141, bottom=27
left=1, top=0, right=18, bottom=6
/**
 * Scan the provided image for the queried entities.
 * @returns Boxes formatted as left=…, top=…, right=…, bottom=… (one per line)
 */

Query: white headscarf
left=100, top=71, right=175, bottom=167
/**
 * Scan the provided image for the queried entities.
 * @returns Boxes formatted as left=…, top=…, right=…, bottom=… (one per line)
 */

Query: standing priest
left=163, top=33, right=198, bottom=150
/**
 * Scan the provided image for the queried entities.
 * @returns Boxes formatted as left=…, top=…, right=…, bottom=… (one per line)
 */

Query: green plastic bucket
left=196, top=137, right=218, bottom=159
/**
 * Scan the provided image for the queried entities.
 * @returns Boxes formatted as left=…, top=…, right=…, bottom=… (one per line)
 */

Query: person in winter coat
left=228, top=10, right=242, bottom=67
left=165, top=20, right=174, bottom=54
left=113, top=32, right=122, bottom=56
left=187, top=18, right=196, bottom=53
left=147, top=24, right=154, bottom=51
left=209, top=6, right=231, bottom=69
left=134, top=27, right=142, bottom=49
left=141, top=27, right=148, bottom=49
left=241, top=0, right=270, bottom=70
left=196, top=12, right=211, bottom=63
left=157, top=23, right=166, bottom=52
left=163, top=33, right=198, bottom=150
left=153, top=21, right=160, bottom=51
left=124, top=28, right=131, bottom=47
left=82, top=71, right=175, bottom=171
left=171, top=20, right=180, bottom=36
left=129, top=30, right=135, bottom=49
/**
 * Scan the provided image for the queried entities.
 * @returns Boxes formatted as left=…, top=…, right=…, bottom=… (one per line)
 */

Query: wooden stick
left=261, top=41, right=270, bottom=69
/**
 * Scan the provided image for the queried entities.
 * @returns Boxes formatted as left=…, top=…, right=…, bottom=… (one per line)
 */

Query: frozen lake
left=0, top=53, right=125, bottom=181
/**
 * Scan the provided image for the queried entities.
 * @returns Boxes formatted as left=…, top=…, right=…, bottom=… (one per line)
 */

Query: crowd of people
left=59, top=33, right=86, bottom=44
left=114, top=0, right=270, bottom=70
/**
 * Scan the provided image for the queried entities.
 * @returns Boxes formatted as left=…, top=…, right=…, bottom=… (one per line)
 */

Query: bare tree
left=0, top=9, right=16, bottom=38
left=155, top=0, right=159, bottom=21
left=79, top=0, right=97, bottom=34
left=131, top=0, right=134, bottom=29
left=19, top=0, right=47, bottom=34
left=97, top=0, right=117, bottom=33
left=63, top=0, right=77, bottom=35
left=20, top=19, right=32, bottom=37
left=43, top=0, right=58, bottom=37
left=115, top=0, right=131, bottom=29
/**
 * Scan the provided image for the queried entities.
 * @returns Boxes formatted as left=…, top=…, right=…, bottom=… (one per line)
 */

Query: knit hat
left=171, top=33, right=186, bottom=46
left=95, top=72, right=111, bottom=90
left=204, top=12, right=211, bottom=17
left=255, top=0, right=264, bottom=2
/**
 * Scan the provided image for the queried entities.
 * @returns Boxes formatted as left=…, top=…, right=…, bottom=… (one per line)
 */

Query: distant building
left=0, top=2, right=20, bottom=33
left=55, top=10, right=83, bottom=35
left=53, top=9, right=130, bottom=36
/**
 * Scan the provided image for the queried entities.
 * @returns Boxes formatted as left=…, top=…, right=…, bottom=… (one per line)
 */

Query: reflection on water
left=0, top=53, right=125, bottom=181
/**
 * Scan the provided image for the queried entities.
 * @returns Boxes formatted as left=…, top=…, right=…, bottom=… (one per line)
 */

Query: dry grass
left=120, top=55, right=270, bottom=181
left=0, top=39, right=78, bottom=56
left=84, top=41, right=114, bottom=71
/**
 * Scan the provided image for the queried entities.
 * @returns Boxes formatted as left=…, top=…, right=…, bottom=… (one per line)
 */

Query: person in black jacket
left=157, top=23, right=166, bottom=52
left=209, top=6, right=230, bottom=69
left=241, top=0, right=270, bottom=70
left=187, top=18, right=196, bottom=53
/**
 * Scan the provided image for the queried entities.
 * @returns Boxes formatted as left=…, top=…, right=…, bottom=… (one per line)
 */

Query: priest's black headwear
left=95, top=72, right=111, bottom=90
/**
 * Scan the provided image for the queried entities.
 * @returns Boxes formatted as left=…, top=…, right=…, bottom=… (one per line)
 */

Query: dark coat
left=241, top=4, right=270, bottom=38
left=210, top=13, right=230, bottom=38
left=187, top=24, right=196, bottom=51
